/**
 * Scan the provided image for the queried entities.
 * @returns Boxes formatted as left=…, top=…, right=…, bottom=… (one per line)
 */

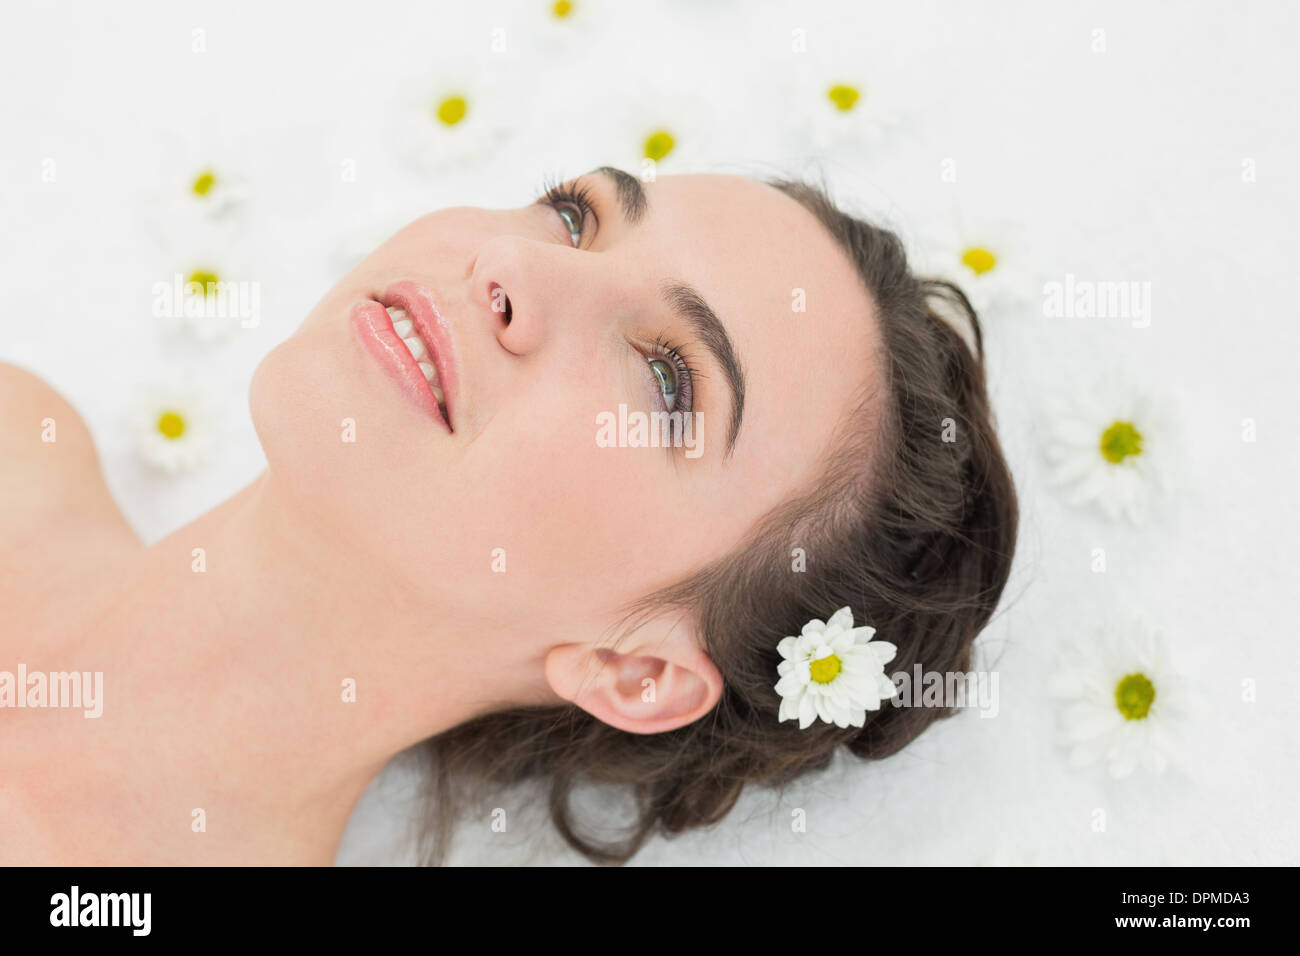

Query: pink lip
left=349, top=280, right=460, bottom=431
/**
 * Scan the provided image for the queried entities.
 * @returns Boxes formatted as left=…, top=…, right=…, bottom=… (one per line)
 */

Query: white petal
left=779, top=694, right=799, bottom=723
left=865, top=641, right=898, bottom=666
left=849, top=626, right=878, bottom=644
left=825, top=606, right=855, bottom=634
left=801, top=619, right=827, bottom=638
left=774, top=673, right=804, bottom=697
left=830, top=631, right=858, bottom=653
left=798, top=694, right=817, bottom=729
left=1107, top=738, right=1140, bottom=778
left=876, top=674, right=899, bottom=701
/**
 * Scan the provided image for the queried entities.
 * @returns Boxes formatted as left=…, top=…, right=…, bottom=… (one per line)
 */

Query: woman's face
left=251, top=171, right=879, bottom=647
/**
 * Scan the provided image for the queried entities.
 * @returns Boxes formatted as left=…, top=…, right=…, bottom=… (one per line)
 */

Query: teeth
left=417, top=360, right=449, bottom=423
left=401, top=335, right=427, bottom=361
left=386, top=307, right=416, bottom=339
left=386, top=305, right=449, bottom=424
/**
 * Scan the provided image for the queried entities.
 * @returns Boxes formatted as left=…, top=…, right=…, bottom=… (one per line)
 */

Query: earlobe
left=544, top=635, right=723, bottom=735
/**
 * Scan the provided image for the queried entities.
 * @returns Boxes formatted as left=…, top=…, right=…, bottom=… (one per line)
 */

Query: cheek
left=444, top=391, right=687, bottom=608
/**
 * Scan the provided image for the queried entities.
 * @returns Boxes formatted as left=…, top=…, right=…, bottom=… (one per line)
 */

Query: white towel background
left=2, top=0, right=1297, bottom=865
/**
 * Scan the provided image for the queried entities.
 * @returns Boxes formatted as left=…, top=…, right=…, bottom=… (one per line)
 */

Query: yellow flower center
left=157, top=411, right=186, bottom=440
left=644, top=129, right=675, bottom=161
left=187, top=270, right=220, bottom=295
left=552, top=0, right=573, bottom=17
left=191, top=169, right=217, bottom=196
left=1115, top=672, right=1155, bottom=720
left=436, top=95, right=468, bottom=126
left=827, top=84, right=860, bottom=112
left=1100, top=421, right=1143, bottom=464
left=809, top=653, right=842, bottom=684
left=961, top=246, right=997, bottom=276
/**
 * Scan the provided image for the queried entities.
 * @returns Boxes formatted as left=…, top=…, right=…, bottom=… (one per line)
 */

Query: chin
left=249, top=316, right=444, bottom=515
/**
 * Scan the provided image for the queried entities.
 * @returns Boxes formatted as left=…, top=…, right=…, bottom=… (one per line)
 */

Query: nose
left=469, top=234, right=598, bottom=357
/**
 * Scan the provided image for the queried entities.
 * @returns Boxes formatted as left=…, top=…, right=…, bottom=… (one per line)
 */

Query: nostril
left=489, top=282, right=511, bottom=325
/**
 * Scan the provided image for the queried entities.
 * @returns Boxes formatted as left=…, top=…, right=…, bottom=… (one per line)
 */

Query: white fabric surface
left=2, top=0, right=1296, bottom=865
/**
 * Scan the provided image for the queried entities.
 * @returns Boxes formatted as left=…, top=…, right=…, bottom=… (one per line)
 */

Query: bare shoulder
left=0, top=361, right=136, bottom=544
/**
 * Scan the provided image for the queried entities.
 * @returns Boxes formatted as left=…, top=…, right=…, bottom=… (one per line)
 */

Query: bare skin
left=0, top=172, right=881, bottom=864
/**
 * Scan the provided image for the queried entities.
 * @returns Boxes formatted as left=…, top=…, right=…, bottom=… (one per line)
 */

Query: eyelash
left=535, top=177, right=698, bottom=434
left=537, top=176, right=597, bottom=247
left=648, top=332, right=697, bottom=418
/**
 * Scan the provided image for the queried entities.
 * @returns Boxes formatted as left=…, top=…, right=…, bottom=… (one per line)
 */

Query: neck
left=14, top=471, right=544, bottom=864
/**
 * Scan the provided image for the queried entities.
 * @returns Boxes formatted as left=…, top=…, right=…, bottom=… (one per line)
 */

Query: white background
left=2, top=0, right=1297, bottom=865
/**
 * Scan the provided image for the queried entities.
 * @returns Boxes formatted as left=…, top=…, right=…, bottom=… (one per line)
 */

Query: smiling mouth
left=351, top=280, right=460, bottom=431
left=384, top=304, right=447, bottom=420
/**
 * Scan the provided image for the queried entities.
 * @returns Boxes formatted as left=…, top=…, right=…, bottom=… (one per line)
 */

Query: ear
left=543, top=613, right=722, bottom=734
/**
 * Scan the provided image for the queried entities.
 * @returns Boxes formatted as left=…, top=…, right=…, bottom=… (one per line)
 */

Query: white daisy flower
left=398, top=63, right=517, bottom=175
left=798, top=68, right=904, bottom=154
left=919, top=220, right=1033, bottom=319
left=155, top=226, right=256, bottom=345
left=1048, top=617, right=1187, bottom=778
left=137, top=135, right=253, bottom=252
left=148, top=133, right=252, bottom=230
left=775, top=607, right=898, bottom=730
left=602, top=86, right=717, bottom=180
left=174, top=160, right=250, bottom=224
left=129, top=376, right=225, bottom=474
left=1042, top=374, right=1172, bottom=524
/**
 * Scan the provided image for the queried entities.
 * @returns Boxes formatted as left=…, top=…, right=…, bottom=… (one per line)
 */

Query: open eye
left=648, top=357, right=679, bottom=411
left=555, top=204, right=583, bottom=248
left=538, top=180, right=596, bottom=249
left=644, top=337, right=695, bottom=416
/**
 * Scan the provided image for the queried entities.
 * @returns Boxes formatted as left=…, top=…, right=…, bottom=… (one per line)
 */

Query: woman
left=0, top=167, right=1017, bottom=865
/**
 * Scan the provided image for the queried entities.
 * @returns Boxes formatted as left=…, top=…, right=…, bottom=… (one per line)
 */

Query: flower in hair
left=775, top=607, right=898, bottom=729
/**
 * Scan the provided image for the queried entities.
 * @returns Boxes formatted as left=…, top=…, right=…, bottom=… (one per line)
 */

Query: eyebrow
left=590, top=165, right=648, bottom=224
left=587, top=166, right=747, bottom=458
left=660, top=281, right=747, bottom=459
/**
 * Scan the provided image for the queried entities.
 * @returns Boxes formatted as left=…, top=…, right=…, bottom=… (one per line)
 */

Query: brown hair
left=416, top=177, right=1019, bottom=865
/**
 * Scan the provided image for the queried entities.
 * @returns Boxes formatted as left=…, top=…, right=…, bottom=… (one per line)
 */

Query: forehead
left=638, top=174, right=880, bottom=497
